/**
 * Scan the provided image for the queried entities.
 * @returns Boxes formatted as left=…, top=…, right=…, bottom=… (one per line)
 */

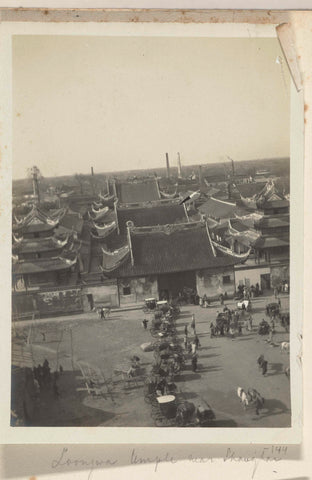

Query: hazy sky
left=13, top=36, right=290, bottom=179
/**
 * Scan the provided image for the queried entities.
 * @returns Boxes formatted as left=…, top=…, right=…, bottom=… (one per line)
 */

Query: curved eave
left=100, top=246, right=130, bottom=272
left=212, top=241, right=251, bottom=262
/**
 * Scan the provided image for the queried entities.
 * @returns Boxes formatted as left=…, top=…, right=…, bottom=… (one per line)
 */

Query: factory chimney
left=91, top=166, right=94, bottom=176
left=177, top=152, right=182, bottom=178
left=166, top=153, right=170, bottom=178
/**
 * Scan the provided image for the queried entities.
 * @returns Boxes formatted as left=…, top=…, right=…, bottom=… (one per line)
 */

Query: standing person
left=191, top=314, right=196, bottom=335
left=278, top=297, right=281, bottom=308
left=142, top=319, right=148, bottom=329
left=194, top=334, right=201, bottom=348
left=261, top=359, right=268, bottom=376
left=248, top=316, right=252, bottom=332
left=267, top=326, right=274, bottom=344
left=100, top=307, right=104, bottom=320
left=184, top=324, right=188, bottom=336
left=191, top=353, right=198, bottom=372
left=210, top=322, right=215, bottom=338
left=255, top=396, right=262, bottom=416
left=219, top=293, right=224, bottom=306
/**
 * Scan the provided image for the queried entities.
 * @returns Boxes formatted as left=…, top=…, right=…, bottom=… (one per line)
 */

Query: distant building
left=113, top=178, right=161, bottom=204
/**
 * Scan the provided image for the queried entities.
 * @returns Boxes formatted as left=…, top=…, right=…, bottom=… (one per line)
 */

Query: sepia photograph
left=10, top=31, right=294, bottom=432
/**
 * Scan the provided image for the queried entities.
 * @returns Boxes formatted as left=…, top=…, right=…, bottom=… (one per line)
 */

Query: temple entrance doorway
left=157, top=271, right=196, bottom=302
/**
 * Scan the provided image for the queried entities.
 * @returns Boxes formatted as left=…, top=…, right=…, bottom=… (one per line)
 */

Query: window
left=223, top=275, right=231, bottom=285
left=123, top=286, right=131, bottom=295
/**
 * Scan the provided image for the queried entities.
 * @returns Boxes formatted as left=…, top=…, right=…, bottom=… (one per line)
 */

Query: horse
left=237, top=387, right=249, bottom=409
left=280, top=342, right=290, bottom=354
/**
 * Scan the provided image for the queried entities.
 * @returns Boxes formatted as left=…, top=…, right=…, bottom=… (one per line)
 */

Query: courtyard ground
left=12, top=293, right=290, bottom=427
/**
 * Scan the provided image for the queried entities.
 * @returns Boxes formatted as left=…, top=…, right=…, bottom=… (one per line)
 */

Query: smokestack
left=91, top=166, right=94, bottom=176
left=198, top=165, right=203, bottom=185
left=177, top=152, right=182, bottom=178
left=166, top=153, right=170, bottom=178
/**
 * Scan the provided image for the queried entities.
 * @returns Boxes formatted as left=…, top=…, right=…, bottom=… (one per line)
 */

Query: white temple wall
left=118, top=276, right=158, bottom=305
left=196, top=267, right=235, bottom=299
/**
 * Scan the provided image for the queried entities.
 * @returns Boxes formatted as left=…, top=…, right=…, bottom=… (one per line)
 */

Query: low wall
left=196, top=268, right=235, bottom=300
left=82, top=283, right=119, bottom=309
left=234, top=266, right=270, bottom=290
left=118, top=276, right=158, bottom=305
left=12, top=287, right=83, bottom=319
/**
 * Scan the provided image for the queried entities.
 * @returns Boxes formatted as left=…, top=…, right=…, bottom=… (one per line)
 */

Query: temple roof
left=235, top=182, right=267, bottom=199
left=260, top=199, right=290, bottom=209
left=12, top=235, right=70, bottom=254
left=57, top=213, right=84, bottom=235
left=90, top=220, right=117, bottom=238
left=228, top=218, right=250, bottom=233
left=105, top=221, right=247, bottom=278
left=97, top=194, right=116, bottom=208
left=13, top=205, right=63, bottom=233
left=116, top=203, right=188, bottom=234
left=88, top=205, right=110, bottom=222
left=198, top=197, right=246, bottom=220
left=115, top=179, right=160, bottom=203
left=211, top=221, right=229, bottom=236
left=255, top=216, right=290, bottom=229
left=101, top=245, right=130, bottom=272
left=253, top=235, right=290, bottom=249
left=12, top=252, right=77, bottom=275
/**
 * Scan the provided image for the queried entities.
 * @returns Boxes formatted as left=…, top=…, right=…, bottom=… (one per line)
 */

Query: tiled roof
left=12, top=236, right=68, bottom=254
left=255, top=216, right=290, bottom=229
left=198, top=197, right=246, bottom=220
left=253, top=236, right=289, bottom=249
left=101, top=245, right=130, bottom=272
left=108, top=222, right=244, bottom=278
left=116, top=179, right=160, bottom=203
left=211, top=221, right=229, bottom=235
left=117, top=204, right=188, bottom=234
left=229, top=218, right=250, bottom=233
left=261, top=199, right=290, bottom=209
left=13, top=205, right=62, bottom=234
left=12, top=254, right=77, bottom=274
left=235, top=182, right=267, bottom=198
left=58, top=214, right=84, bottom=234
left=12, top=223, right=55, bottom=234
